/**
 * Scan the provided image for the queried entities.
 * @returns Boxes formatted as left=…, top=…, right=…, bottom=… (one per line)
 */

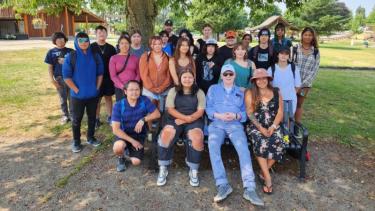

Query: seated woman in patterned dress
left=245, top=68, right=284, bottom=194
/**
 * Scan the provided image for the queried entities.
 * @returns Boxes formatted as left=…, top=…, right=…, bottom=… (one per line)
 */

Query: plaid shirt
left=293, top=44, right=320, bottom=87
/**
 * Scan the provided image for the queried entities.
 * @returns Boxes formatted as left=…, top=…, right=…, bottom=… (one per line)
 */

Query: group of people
left=44, top=19, right=320, bottom=206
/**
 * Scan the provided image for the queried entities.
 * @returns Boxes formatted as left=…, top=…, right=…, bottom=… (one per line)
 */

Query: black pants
left=115, top=87, right=125, bottom=102
left=71, top=96, right=99, bottom=145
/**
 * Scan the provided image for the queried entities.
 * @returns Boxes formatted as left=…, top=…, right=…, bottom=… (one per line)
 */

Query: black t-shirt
left=44, top=47, right=73, bottom=77
left=248, top=45, right=274, bottom=69
left=218, top=45, right=234, bottom=67
left=91, top=42, right=117, bottom=80
left=195, top=54, right=221, bottom=94
left=197, top=38, right=206, bottom=53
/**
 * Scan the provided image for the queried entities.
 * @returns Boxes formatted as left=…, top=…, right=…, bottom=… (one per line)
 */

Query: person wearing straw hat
left=245, top=68, right=284, bottom=195
left=206, top=64, right=264, bottom=206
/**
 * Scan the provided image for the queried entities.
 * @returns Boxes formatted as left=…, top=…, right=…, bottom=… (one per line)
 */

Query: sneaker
left=156, top=166, right=168, bottom=186
left=189, top=169, right=199, bottom=187
left=61, top=116, right=70, bottom=124
left=95, top=118, right=102, bottom=129
left=243, top=188, right=264, bottom=206
left=107, top=116, right=112, bottom=125
left=116, top=157, right=126, bottom=172
left=71, top=143, right=83, bottom=153
left=214, top=184, right=233, bottom=202
left=87, top=137, right=101, bottom=147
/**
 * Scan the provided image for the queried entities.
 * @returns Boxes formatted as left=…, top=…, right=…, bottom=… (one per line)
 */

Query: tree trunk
left=126, top=0, right=157, bottom=46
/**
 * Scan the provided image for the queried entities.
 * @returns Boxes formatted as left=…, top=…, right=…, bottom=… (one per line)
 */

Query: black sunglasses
left=223, top=72, right=234, bottom=77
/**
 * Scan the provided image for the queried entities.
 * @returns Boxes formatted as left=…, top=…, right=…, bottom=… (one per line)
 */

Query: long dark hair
left=301, top=27, right=319, bottom=49
left=179, top=29, right=194, bottom=46
left=175, top=69, right=199, bottom=95
left=202, top=43, right=218, bottom=56
left=251, top=78, right=273, bottom=108
left=174, top=37, right=195, bottom=72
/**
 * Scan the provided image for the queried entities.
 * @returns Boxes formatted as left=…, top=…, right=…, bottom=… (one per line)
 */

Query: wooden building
left=0, top=7, right=106, bottom=39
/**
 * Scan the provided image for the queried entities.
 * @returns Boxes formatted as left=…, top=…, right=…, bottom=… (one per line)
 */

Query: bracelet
left=235, top=113, right=238, bottom=120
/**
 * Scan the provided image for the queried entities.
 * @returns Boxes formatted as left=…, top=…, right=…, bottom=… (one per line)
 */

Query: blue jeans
left=55, top=76, right=72, bottom=117
left=208, top=122, right=256, bottom=190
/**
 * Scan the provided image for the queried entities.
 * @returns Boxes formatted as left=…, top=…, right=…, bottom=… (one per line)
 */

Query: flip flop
left=262, top=185, right=273, bottom=195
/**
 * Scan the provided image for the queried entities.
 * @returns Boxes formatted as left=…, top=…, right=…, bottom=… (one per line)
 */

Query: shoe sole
left=87, top=142, right=101, bottom=147
left=157, top=171, right=168, bottom=186
left=189, top=180, right=199, bottom=187
left=214, top=187, right=233, bottom=202
left=72, top=149, right=82, bottom=153
left=243, top=194, right=264, bottom=206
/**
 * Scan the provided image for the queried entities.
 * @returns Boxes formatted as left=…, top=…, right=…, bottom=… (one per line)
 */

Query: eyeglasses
left=223, top=72, right=234, bottom=77
left=77, top=37, right=89, bottom=44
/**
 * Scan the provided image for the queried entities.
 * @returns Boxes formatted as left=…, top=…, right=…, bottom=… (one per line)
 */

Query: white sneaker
left=157, top=166, right=168, bottom=186
left=189, top=169, right=199, bottom=187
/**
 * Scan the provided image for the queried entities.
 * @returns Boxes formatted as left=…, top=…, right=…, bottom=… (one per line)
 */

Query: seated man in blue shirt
left=112, top=80, right=161, bottom=172
left=206, top=64, right=264, bottom=206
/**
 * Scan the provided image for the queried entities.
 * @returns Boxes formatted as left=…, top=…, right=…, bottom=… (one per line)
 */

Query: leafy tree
left=249, top=3, right=282, bottom=27
left=351, top=6, right=366, bottom=33
left=285, top=0, right=351, bottom=35
left=366, top=6, right=375, bottom=24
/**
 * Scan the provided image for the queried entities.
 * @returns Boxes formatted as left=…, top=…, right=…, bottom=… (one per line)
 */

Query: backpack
left=252, top=43, right=274, bottom=63
left=69, top=49, right=100, bottom=71
left=292, top=45, right=319, bottom=63
left=119, top=98, right=146, bottom=131
left=271, top=62, right=296, bottom=79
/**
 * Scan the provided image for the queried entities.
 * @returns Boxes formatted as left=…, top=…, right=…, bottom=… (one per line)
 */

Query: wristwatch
left=141, top=117, right=146, bottom=123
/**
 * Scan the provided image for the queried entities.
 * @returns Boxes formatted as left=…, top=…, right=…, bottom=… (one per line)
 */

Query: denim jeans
left=55, top=76, right=72, bottom=117
left=142, top=88, right=169, bottom=112
left=71, top=96, right=99, bottom=145
left=208, top=121, right=256, bottom=190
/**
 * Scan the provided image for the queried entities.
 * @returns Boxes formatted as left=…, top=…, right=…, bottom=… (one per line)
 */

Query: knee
left=113, top=141, right=126, bottom=156
left=188, top=129, right=204, bottom=151
left=159, top=126, right=176, bottom=147
left=131, top=158, right=141, bottom=166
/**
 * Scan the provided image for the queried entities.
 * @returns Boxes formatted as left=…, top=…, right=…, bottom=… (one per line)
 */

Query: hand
left=134, top=119, right=145, bottom=133
left=131, top=140, right=143, bottom=151
left=73, top=88, right=79, bottom=94
left=57, top=58, right=65, bottom=65
left=267, top=127, right=275, bottom=136
left=260, top=127, right=271, bottom=137
left=51, top=80, right=61, bottom=89
left=184, top=116, right=194, bottom=123
left=223, top=112, right=236, bottom=121
left=175, top=119, right=186, bottom=125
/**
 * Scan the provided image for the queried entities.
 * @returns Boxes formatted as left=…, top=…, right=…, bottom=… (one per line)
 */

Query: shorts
left=142, top=88, right=169, bottom=112
left=114, top=133, right=146, bottom=160
left=165, top=117, right=204, bottom=140
left=99, top=79, right=115, bottom=97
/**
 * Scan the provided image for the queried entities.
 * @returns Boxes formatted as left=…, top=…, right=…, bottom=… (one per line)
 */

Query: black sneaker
left=87, top=137, right=101, bottom=147
left=107, top=116, right=112, bottom=125
left=117, top=157, right=126, bottom=172
left=95, top=118, right=102, bottom=130
left=72, top=143, right=83, bottom=153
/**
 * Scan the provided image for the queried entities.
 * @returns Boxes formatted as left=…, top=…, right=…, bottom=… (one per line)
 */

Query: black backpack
left=292, top=45, right=319, bottom=63
left=69, top=49, right=100, bottom=71
left=271, top=62, right=296, bottom=79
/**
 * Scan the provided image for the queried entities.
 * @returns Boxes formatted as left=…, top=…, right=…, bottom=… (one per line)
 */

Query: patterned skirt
left=246, top=124, right=286, bottom=162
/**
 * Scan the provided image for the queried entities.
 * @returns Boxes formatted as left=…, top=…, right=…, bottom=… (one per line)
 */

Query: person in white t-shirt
left=267, top=47, right=301, bottom=128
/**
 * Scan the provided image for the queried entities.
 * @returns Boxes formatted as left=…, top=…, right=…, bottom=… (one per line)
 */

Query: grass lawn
left=0, top=49, right=374, bottom=152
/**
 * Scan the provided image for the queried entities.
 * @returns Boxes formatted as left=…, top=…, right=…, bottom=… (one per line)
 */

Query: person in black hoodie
left=195, top=38, right=221, bottom=94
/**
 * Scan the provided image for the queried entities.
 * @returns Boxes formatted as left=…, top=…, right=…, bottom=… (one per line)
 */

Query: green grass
left=304, top=69, right=375, bottom=150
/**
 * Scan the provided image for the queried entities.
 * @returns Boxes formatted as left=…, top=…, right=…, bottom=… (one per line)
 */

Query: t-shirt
left=130, top=45, right=149, bottom=58
left=111, top=96, right=156, bottom=135
left=162, top=43, right=173, bottom=57
left=223, top=59, right=253, bottom=88
left=249, top=46, right=274, bottom=69
left=168, top=34, right=179, bottom=53
left=218, top=45, right=234, bottom=66
left=267, top=64, right=301, bottom=101
left=166, top=87, right=206, bottom=109
left=91, top=42, right=117, bottom=81
left=44, top=47, right=73, bottom=77
left=195, top=54, right=221, bottom=94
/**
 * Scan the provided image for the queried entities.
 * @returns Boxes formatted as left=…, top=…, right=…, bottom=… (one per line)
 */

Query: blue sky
left=276, top=0, right=375, bottom=16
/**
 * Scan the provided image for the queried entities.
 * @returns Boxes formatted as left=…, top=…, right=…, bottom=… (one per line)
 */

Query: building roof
left=249, top=15, right=299, bottom=31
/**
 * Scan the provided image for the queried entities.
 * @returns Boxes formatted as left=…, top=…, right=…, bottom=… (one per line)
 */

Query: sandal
left=262, top=185, right=273, bottom=195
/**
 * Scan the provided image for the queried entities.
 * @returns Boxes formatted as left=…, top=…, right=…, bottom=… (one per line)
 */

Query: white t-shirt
left=267, top=64, right=301, bottom=101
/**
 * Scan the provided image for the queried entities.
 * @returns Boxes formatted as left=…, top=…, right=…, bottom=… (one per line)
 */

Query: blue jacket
left=62, top=37, right=104, bottom=99
left=206, top=82, right=247, bottom=124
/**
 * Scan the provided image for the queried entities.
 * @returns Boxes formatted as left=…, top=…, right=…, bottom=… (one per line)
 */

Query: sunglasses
left=223, top=72, right=234, bottom=77
left=77, top=37, right=89, bottom=44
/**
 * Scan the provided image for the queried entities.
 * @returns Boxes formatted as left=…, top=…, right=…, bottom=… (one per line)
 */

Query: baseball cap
left=225, top=30, right=237, bottom=38
left=258, top=28, right=271, bottom=37
left=205, top=38, right=218, bottom=46
left=164, top=19, right=173, bottom=26
left=221, top=64, right=235, bottom=75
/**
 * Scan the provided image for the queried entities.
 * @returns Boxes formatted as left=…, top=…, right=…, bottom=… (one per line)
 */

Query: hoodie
left=62, top=36, right=104, bottom=99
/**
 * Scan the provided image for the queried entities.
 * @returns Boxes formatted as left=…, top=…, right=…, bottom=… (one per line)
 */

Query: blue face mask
left=77, top=37, right=89, bottom=44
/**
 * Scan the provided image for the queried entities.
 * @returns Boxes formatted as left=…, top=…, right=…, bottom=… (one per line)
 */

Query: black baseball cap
left=164, top=19, right=173, bottom=26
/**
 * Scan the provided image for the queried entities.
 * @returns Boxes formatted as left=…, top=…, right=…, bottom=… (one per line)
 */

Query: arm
left=169, top=58, right=179, bottom=85
left=139, top=54, right=156, bottom=91
left=62, top=54, right=79, bottom=93
left=268, top=91, right=284, bottom=135
left=158, top=57, right=172, bottom=93
left=294, top=67, right=302, bottom=93
left=305, top=52, right=320, bottom=86
left=135, top=57, right=140, bottom=81
left=112, top=122, right=142, bottom=148
left=238, top=94, right=247, bottom=123
left=96, top=55, right=104, bottom=90
left=48, top=64, right=60, bottom=89
left=245, top=90, right=269, bottom=136
left=109, top=56, right=124, bottom=89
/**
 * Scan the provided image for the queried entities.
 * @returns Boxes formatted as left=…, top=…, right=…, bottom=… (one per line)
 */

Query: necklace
left=98, top=44, right=107, bottom=55
left=301, top=44, right=311, bottom=50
